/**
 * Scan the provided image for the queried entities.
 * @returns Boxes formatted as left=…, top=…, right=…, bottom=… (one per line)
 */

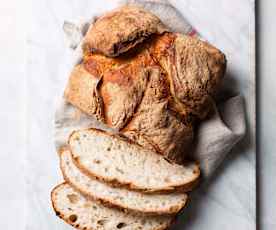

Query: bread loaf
left=65, top=6, right=226, bottom=163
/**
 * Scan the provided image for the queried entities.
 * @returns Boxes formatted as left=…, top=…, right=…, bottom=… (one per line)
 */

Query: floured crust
left=150, top=33, right=227, bottom=119
left=123, top=67, right=194, bottom=163
left=99, top=49, right=153, bottom=129
left=64, top=65, right=104, bottom=122
left=83, top=5, right=168, bottom=57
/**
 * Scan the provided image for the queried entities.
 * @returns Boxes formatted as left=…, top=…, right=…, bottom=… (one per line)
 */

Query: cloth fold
left=55, top=0, right=246, bottom=178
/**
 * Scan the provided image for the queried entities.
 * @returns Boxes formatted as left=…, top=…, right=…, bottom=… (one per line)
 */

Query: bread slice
left=69, top=129, right=200, bottom=193
left=51, top=183, right=174, bottom=230
left=60, top=148, right=188, bottom=215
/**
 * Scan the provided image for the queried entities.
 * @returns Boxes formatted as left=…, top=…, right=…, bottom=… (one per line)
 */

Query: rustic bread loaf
left=51, top=183, right=174, bottom=230
left=69, top=128, right=200, bottom=193
left=65, top=6, right=226, bottom=163
left=83, top=5, right=167, bottom=57
left=60, top=148, right=188, bottom=215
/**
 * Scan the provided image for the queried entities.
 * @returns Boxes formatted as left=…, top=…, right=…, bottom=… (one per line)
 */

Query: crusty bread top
left=65, top=31, right=226, bottom=163
left=122, top=66, right=194, bottom=163
left=150, top=33, right=226, bottom=119
left=83, top=5, right=167, bottom=57
left=51, top=183, right=173, bottom=230
left=69, top=128, right=200, bottom=193
left=60, top=148, right=188, bottom=215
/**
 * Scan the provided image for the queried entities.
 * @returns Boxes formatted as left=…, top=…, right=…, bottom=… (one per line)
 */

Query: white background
left=0, top=0, right=274, bottom=229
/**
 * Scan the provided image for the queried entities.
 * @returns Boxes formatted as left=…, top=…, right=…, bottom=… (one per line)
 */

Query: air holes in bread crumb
left=93, top=159, right=101, bottom=164
left=117, top=222, right=127, bottom=228
left=97, top=219, right=107, bottom=225
left=69, top=214, right=78, bottom=223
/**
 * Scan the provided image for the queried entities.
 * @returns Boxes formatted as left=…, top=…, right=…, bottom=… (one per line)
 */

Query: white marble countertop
left=0, top=0, right=275, bottom=229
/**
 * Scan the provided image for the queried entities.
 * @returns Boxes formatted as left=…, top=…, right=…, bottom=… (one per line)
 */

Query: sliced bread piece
left=60, top=148, right=188, bottom=215
left=51, top=183, right=174, bottom=230
left=69, top=129, right=200, bottom=193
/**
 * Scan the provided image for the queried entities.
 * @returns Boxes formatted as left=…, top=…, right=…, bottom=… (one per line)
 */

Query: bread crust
left=68, top=128, right=201, bottom=194
left=64, top=65, right=105, bottom=122
left=83, top=5, right=167, bottom=57
left=51, top=183, right=174, bottom=230
left=150, top=33, right=227, bottom=119
left=122, top=66, right=194, bottom=163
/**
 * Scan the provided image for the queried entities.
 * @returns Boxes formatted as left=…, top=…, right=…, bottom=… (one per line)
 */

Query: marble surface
left=6, top=0, right=276, bottom=229
left=0, top=1, right=26, bottom=230
left=24, top=0, right=256, bottom=229
left=257, top=1, right=276, bottom=229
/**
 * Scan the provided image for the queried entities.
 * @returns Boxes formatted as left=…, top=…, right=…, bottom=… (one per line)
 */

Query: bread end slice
left=51, top=183, right=174, bottom=230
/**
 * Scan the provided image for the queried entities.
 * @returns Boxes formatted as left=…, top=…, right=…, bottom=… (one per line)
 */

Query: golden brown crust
left=65, top=30, right=226, bottom=163
left=100, top=63, right=149, bottom=130
left=150, top=33, right=227, bottom=119
left=83, top=5, right=168, bottom=57
left=122, top=67, right=194, bottom=163
left=69, top=128, right=201, bottom=194
left=83, top=44, right=155, bottom=130
left=64, top=65, right=105, bottom=122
